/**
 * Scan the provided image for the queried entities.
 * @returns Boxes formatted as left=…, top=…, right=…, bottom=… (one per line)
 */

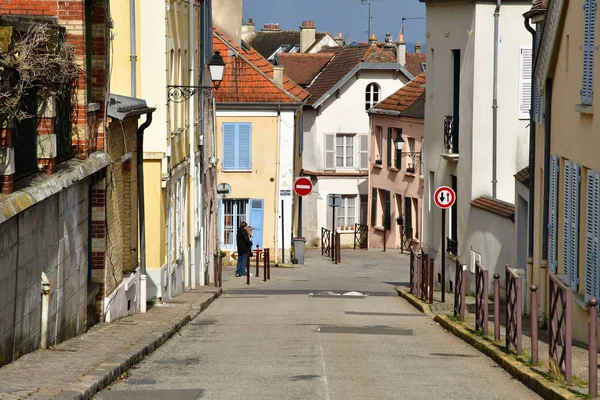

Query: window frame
left=334, top=133, right=355, bottom=169
left=336, top=195, right=357, bottom=229
left=365, top=82, right=380, bottom=111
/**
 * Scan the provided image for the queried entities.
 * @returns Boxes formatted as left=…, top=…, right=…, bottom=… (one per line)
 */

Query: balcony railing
left=407, top=163, right=416, bottom=174
left=444, top=115, right=459, bottom=154
left=446, top=237, right=458, bottom=255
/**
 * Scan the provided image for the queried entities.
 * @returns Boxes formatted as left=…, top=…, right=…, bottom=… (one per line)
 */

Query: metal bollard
left=429, top=257, right=434, bottom=304
left=246, top=255, right=250, bottom=285
left=255, top=246, right=260, bottom=277
left=263, top=248, right=267, bottom=282
left=494, top=273, right=500, bottom=341
left=219, top=256, right=223, bottom=288
left=530, top=285, right=538, bottom=365
left=267, top=248, right=271, bottom=280
left=590, top=298, right=598, bottom=399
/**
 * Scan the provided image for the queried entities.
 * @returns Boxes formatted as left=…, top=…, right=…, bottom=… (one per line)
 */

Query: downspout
left=40, top=272, right=50, bottom=349
left=199, top=0, right=206, bottom=286
left=524, top=17, right=536, bottom=284
left=129, top=0, right=137, bottom=97
left=188, top=0, right=196, bottom=289
left=542, top=79, right=552, bottom=268
left=492, top=0, right=501, bottom=198
left=213, top=97, right=220, bottom=282
left=137, top=112, right=153, bottom=313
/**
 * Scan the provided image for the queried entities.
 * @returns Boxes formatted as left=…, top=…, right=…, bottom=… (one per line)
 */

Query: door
left=249, top=199, right=264, bottom=250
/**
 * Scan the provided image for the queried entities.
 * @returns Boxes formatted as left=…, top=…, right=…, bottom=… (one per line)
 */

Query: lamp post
left=394, top=130, right=422, bottom=163
left=167, top=51, right=226, bottom=103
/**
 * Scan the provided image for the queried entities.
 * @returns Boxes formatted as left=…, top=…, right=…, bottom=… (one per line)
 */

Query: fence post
left=219, top=256, right=223, bottom=288
left=531, top=285, right=538, bottom=365
left=267, top=248, right=271, bottom=280
left=460, top=266, right=466, bottom=321
left=429, top=257, right=434, bottom=304
left=410, top=249, right=414, bottom=294
left=256, top=246, right=260, bottom=277
left=494, top=273, right=500, bottom=341
left=590, top=298, right=598, bottom=399
left=264, top=248, right=267, bottom=282
left=331, top=231, right=335, bottom=262
left=246, top=255, right=250, bottom=285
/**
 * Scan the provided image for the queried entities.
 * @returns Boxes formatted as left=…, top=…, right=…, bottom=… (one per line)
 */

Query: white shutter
left=569, top=163, right=580, bottom=290
left=562, top=160, right=572, bottom=279
left=325, top=133, right=335, bottom=170
left=519, top=47, right=532, bottom=119
left=585, top=170, right=600, bottom=302
left=359, top=133, right=369, bottom=170
left=549, top=155, right=559, bottom=273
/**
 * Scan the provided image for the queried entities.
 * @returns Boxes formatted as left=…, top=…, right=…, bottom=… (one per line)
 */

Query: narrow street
left=95, top=250, right=539, bottom=400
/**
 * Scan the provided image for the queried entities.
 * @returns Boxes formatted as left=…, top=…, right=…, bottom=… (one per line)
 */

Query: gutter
left=492, top=0, right=501, bottom=198
left=524, top=15, right=536, bottom=270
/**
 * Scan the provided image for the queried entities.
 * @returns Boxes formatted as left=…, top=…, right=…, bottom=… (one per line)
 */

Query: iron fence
left=453, top=258, right=466, bottom=320
left=505, top=264, right=523, bottom=355
left=353, top=223, right=368, bottom=250
left=475, top=261, right=489, bottom=335
left=549, top=273, right=572, bottom=383
left=446, top=237, right=458, bottom=255
left=410, top=247, right=420, bottom=295
left=444, top=115, right=459, bottom=153
left=321, top=227, right=331, bottom=257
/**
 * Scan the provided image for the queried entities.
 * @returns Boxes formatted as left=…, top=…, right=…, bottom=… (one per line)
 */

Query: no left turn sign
left=434, top=186, right=456, bottom=209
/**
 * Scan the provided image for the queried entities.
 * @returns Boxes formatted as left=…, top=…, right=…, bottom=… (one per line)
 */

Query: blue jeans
left=236, top=253, right=249, bottom=275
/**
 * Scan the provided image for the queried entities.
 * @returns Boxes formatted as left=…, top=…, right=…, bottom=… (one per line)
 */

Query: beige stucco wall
left=109, top=0, right=142, bottom=97
left=215, top=115, right=279, bottom=257
left=212, top=0, right=243, bottom=46
left=533, top=2, right=600, bottom=344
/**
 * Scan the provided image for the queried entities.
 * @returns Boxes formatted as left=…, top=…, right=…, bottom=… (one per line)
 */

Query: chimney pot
left=415, top=40, right=422, bottom=55
left=249, top=18, right=253, bottom=24
left=302, top=21, right=307, bottom=27
left=369, top=33, right=378, bottom=44
left=275, top=23, right=280, bottom=29
left=308, top=20, right=314, bottom=27
left=398, top=33, right=405, bottom=44
left=264, top=24, right=269, bottom=29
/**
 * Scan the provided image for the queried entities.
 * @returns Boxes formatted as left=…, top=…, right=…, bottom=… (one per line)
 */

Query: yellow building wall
left=533, top=2, right=600, bottom=344
left=109, top=0, right=142, bottom=97
left=143, top=159, right=167, bottom=270
left=215, top=116, right=280, bottom=258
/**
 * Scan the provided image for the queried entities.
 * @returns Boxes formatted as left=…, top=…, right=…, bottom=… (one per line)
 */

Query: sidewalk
left=396, top=286, right=593, bottom=399
left=0, top=287, right=221, bottom=400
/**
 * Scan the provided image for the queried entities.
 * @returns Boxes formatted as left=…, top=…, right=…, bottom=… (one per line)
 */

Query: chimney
left=275, top=23, right=280, bottom=30
left=369, top=33, right=378, bottom=45
left=273, top=66, right=284, bottom=88
left=396, top=33, right=406, bottom=66
left=263, top=23, right=269, bottom=30
left=300, top=20, right=316, bottom=53
left=335, top=32, right=344, bottom=47
left=242, top=18, right=256, bottom=40
left=415, top=40, right=422, bottom=55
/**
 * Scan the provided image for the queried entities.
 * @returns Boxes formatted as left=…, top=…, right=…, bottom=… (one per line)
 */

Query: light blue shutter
left=222, top=124, right=236, bottom=170
left=562, top=160, right=572, bottom=279
left=249, top=199, right=264, bottom=250
left=237, top=123, right=252, bottom=170
left=582, top=0, right=596, bottom=105
left=569, top=163, right=580, bottom=290
left=549, top=155, right=559, bottom=273
left=585, top=170, right=600, bottom=302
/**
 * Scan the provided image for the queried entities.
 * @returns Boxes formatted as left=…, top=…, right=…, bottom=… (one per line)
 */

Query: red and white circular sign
left=293, top=177, right=313, bottom=196
left=433, top=186, right=456, bottom=209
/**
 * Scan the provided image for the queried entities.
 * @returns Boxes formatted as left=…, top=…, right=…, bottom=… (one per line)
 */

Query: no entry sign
left=433, top=186, right=456, bottom=209
left=293, top=177, right=313, bottom=196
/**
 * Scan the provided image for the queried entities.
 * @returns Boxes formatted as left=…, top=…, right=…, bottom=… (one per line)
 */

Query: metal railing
left=505, top=264, right=523, bottom=355
left=410, top=247, right=420, bottom=296
left=475, top=261, right=488, bottom=335
left=443, top=115, right=459, bottom=153
left=446, top=237, right=458, bottom=255
left=420, top=250, right=434, bottom=304
left=353, top=223, right=368, bottom=250
left=321, top=227, right=331, bottom=257
left=549, top=273, right=572, bottom=383
left=331, top=232, right=341, bottom=264
left=453, top=258, right=466, bottom=320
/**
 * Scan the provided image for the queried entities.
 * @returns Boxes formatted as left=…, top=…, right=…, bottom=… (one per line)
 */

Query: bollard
left=263, top=248, right=267, bottom=282
left=246, top=256, right=250, bottom=285
left=255, top=246, right=260, bottom=277
left=219, top=256, right=223, bottom=288
left=267, top=248, right=271, bottom=280
left=530, top=285, right=538, bottom=365
left=429, top=257, right=434, bottom=304
left=590, top=298, right=598, bottom=399
left=494, top=273, right=500, bottom=341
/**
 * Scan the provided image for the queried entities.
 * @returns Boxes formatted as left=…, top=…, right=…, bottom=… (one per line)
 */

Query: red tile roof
left=212, top=30, right=309, bottom=104
left=306, top=45, right=399, bottom=106
left=370, top=72, right=426, bottom=117
left=245, top=30, right=332, bottom=59
left=514, top=166, right=530, bottom=187
left=276, top=52, right=334, bottom=86
left=404, top=52, right=427, bottom=77
left=470, top=196, right=515, bottom=221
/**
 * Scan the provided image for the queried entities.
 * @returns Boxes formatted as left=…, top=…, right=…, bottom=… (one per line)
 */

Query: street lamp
left=167, top=51, right=226, bottom=103
left=394, top=133, right=405, bottom=151
left=394, top=130, right=421, bottom=162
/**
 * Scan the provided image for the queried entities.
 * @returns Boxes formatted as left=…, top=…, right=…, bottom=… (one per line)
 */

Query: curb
left=58, top=289, right=222, bottom=400
left=394, top=287, right=577, bottom=400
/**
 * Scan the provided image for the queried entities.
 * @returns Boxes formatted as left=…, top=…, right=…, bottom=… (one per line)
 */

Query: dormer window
left=365, top=83, right=380, bottom=111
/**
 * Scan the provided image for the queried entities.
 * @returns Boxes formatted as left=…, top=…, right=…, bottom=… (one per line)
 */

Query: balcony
left=446, top=237, right=458, bottom=255
left=442, top=115, right=459, bottom=161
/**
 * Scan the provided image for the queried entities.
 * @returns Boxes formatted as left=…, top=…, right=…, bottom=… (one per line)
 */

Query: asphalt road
left=95, top=249, right=540, bottom=400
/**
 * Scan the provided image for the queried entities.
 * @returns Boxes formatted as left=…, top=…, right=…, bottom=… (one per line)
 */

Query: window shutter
left=238, top=123, right=252, bottom=170
left=387, top=128, right=392, bottom=167
left=222, top=123, right=236, bottom=170
left=585, top=170, right=600, bottom=302
left=384, top=190, right=391, bottom=230
left=371, top=188, right=377, bottom=226
left=325, top=133, right=335, bottom=170
left=582, top=0, right=596, bottom=105
left=569, top=163, right=580, bottom=291
left=548, top=155, right=559, bottom=273
left=359, top=133, right=369, bottom=170
left=519, top=48, right=532, bottom=119
left=562, top=160, right=572, bottom=279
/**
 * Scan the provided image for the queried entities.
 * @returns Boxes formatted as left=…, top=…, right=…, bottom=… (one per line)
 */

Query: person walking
left=236, top=221, right=252, bottom=277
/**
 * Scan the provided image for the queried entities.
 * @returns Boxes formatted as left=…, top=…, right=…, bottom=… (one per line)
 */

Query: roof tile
left=245, top=30, right=330, bottom=59
left=470, top=196, right=515, bottom=221
left=277, top=52, right=334, bottom=86
left=514, top=166, right=530, bottom=187
left=370, top=72, right=426, bottom=117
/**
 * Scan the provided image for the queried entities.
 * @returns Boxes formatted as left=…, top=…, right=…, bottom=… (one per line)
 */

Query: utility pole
left=400, top=16, right=425, bottom=39
left=361, top=0, right=375, bottom=41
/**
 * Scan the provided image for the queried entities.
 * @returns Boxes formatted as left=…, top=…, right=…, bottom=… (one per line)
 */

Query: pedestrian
left=236, top=221, right=252, bottom=277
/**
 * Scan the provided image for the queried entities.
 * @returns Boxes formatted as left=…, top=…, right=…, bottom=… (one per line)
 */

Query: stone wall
left=0, top=179, right=90, bottom=366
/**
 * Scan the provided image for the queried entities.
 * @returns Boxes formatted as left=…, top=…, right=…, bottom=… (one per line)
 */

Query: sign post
left=328, top=194, right=341, bottom=262
left=294, top=178, right=313, bottom=237
left=433, top=186, right=456, bottom=303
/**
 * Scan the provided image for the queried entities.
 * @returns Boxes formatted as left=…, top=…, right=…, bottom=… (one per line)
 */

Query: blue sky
left=242, top=0, right=426, bottom=48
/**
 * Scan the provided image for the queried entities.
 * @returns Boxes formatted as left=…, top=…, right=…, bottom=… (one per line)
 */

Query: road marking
left=317, top=328, right=331, bottom=400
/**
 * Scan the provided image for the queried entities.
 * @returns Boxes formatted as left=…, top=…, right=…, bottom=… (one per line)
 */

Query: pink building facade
left=367, top=73, right=425, bottom=250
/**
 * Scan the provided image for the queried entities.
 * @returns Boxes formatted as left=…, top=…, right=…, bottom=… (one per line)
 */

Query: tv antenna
left=400, top=16, right=425, bottom=39
left=361, top=0, right=376, bottom=42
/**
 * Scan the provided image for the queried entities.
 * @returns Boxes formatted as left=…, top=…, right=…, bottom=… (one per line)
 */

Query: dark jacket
left=236, top=227, right=253, bottom=255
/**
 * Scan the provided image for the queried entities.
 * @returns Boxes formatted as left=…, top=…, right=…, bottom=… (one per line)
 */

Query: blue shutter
left=569, top=163, right=580, bottom=290
left=585, top=170, right=600, bottom=302
left=562, top=160, right=572, bottom=279
left=549, top=155, right=559, bottom=273
left=222, top=124, right=236, bottom=170
left=249, top=199, right=264, bottom=250
left=237, top=123, right=252, bottom=170
left=582, top=0, right=596, bottom=105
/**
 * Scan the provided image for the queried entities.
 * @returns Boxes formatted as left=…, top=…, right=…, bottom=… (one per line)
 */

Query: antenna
left=361, top=0, right=376, bottom=42
left=400, top=16, right=425, bottom=39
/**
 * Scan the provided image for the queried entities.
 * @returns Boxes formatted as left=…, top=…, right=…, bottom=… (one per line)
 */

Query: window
left=337, top=195, right=357, bottom=228
left=420, top=62, right=426, bottom=71
left=365, top=83, right=380, bottom=110
left=336, top=134, right=354, bottom=168
left=404, top=196, right=413, bottom=238
left=268, top=44, right=291, bottom=61
left=221, top=199, right=248, bottom=249
left=519, top=47, right=532, bottom=120
left=562, top=160, right=580, bottom=290
left=375, top=126, right=383, bottom=162
left=406, top=137, right=416, bottom=172
left=222, top=123, right=252, bottom=170
left=395, top=129, right=403, bottom=169
left=585, top=169, right=600, bottom=302
left=582, top=0, right=596, bottom=105
left=325, top=133, right=367, bottom=170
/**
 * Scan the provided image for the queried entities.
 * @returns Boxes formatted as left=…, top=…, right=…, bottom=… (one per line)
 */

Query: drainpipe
left=492, top=0, right=501, bottom=198
left=138, top=112, right=153, bottom=313
left=130, top=0, right=137, bottom=97
left=188, top=0, right=196, bottom=289
left=524, top=17, right=536, bottom=280
left=541, top=79, right=552, bottom=266
left=212, top=97, right=220, bottom=282
left=199, top=1, right=206, bottom=285
left=40, top=272, right=50, bottom=350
